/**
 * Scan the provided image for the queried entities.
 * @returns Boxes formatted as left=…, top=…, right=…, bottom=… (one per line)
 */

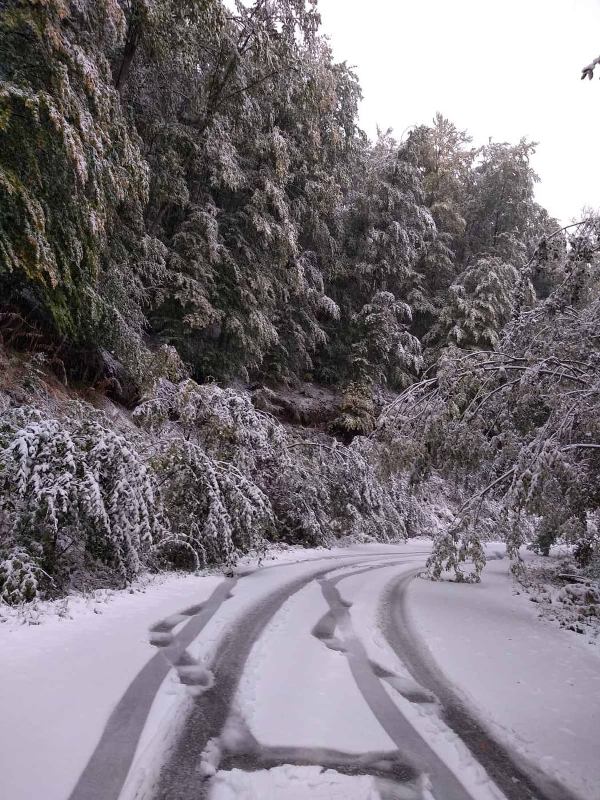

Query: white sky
left=317, top=0, right=600, bottom=224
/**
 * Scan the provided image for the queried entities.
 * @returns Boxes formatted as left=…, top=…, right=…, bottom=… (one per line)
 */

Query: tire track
left=68, top=577, right=236, bottom=800
left=66, top=550, right=428, bottom=800
left=155, top=555, right=439, bottom=800
left=382, top=570, right=582, bottom=800
left=316, top=565, right=483, bottom=800
left=69, top=551, right=422, bottom=800
left=153, top=561, right=372, bottom=799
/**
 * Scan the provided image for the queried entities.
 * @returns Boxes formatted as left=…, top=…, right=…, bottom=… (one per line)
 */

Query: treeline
left=3, top=0, right=599, bottom=601
left=1, top=0, right=556, bottom=411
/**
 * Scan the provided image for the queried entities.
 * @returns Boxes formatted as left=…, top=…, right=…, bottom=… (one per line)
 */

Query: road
left=69, top=547, right=578, bottom=800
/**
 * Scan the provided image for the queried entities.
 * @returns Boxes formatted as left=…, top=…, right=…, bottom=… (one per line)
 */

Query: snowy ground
left=1, top=541, right=599, bottom=800
left=0, top=571, right=223, bottom=800
left=407, top=549, right=600, bottom=800
left=517, top=551, right=600, bottom=645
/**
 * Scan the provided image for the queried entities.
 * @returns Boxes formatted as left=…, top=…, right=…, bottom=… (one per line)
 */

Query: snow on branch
left=582, top=55, right=600, bottom=80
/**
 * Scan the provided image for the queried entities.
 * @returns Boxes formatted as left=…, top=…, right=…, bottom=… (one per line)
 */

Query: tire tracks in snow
left=69, top=552, right=409, bottom=800
left=382, top=570, right=582, bottom=800
left=152, top=558, right=421, bottom=799
left=156, top=554, right=486, bottom=800
left=68, top=550, right=421, bottom=800
left=316, top=564, right=481, bottom=800
left=68, top=577, right=237, bottom=800
left=69, top=549, right=556, bottom=800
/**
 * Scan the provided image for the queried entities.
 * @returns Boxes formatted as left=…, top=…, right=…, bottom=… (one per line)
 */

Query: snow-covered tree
left=426, top=257, right=521, bottom=349
left=351, top=291, right=422, bottom=388
left=379, top=219, right=600, bottom=581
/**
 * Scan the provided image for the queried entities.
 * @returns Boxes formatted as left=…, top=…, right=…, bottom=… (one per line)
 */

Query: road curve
left=382, top=569, right=581, bottom=800
left=69, top=549, right=577, bottom=800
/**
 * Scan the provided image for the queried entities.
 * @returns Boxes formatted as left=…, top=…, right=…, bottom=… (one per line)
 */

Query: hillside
left=1, top=0, right=600, bottom=607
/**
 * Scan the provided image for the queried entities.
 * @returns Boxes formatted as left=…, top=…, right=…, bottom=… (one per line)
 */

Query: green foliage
left=0, top=2, right=555, bottom=395
left=0, top=0, right=150, bottom=351
left=330, top=382, right=376, bottom=438
left=427, top=257, right=521, bottom=349
left=0, top=548, right=42, bottom=604
left=4, top=0, right=585, bottom=599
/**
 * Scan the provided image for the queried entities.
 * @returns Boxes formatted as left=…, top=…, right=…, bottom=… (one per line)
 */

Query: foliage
left=2, top=0, right=588, bottom=601
left=426, top=257, right=521, bottom=349
left=0, top=0, right=151, bottom=359
left=379, top=219, right=600, bottom=581
left=136, top=378, right=409, bottom=551
left=0, top=403, right=166, bottom=601
left=1, top=2, right=555, bottom=393
left=330, top=382, right=377, bottom=439
left=0, top=548, right=42, bottom=604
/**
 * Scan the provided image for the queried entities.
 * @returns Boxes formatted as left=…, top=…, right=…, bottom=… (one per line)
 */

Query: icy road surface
left=2, top=544, right=599, bottom=800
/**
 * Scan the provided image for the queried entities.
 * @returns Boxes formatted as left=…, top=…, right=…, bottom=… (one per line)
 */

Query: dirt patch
left=251, top=382, right=341, bottom=429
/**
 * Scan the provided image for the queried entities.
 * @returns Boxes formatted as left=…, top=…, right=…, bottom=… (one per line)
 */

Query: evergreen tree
left=426, top=257, right=521, bottom=349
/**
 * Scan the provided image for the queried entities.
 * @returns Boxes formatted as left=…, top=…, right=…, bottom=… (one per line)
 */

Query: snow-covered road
left=2, top=543, right=599, bottom=800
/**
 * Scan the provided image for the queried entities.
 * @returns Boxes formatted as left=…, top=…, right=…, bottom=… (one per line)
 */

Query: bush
left=0, top=405, right=166, bottom=601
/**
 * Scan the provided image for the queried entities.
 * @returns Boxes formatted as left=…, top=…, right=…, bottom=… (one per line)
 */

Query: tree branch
left=582, top=55, right=600, bottom=80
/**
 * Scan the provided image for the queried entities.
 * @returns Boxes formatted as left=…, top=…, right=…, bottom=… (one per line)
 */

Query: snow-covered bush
left=135, top=378, right=286, bottom=471
left=153, top=439, right=274, bottom=567
left=136, top=380, right=280, bottom=562
left=0, top=371, right=416, bottom=604
left=0, top=405, right=167, bottom=601
left=136, top=379, right=411, bottom=551
left=0, top=549, right=43, bottom=604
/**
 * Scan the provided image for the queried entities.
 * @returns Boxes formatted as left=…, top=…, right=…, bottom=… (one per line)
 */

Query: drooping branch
left=582, top=55, right=600, bottom=80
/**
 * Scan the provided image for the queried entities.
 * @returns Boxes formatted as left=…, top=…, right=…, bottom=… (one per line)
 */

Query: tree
left=125, top=0, right=358, bottom=382
left=379, top=218, right=600, bottom=581
left=426, top=257, right=521, bottom=350
left=0, top=0, right=149, bottom=357
left=461, top=139, right=544, bottom=266
left=320, top=131, right=433, bottom=389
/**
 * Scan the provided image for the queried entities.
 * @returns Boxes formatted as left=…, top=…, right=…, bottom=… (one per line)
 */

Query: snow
left=339, top=562, right=422, bottom=682
left=236, top=574, right=397, bottom=752
left=208, top=765, right=389, bottom=800
left=229, top=550, right=504, bottom=800
left=0, top=572, right=222, bottom=800
left=334, top=561, right=506, bottom=800
left=406, top=549, right=600, bottom=800
left=120, top=546, right=423, bottom=800
left=208, top=764, right=433, bottom=800
left=3, top=539, right=598, bottom=800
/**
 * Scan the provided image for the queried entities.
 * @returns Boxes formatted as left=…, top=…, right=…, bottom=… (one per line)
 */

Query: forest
left=1, top=0, right=599, bottom=604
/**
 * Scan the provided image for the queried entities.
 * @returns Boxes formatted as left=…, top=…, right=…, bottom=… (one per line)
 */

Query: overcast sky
left=317, top=0, right=600, bottom=224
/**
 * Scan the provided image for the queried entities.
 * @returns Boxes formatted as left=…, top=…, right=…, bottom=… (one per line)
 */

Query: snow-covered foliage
left=352, top=292, right=423, bottom=388
left=0, top=404, right=169, bottom=602
left=378, top=218, right=600, bottom=581
left=134, top=380, right=286, bottom=560
left=2, top=1, right=586, bottom=601
left=0, top=0, right=151, bottom=363
left=136, top=379, right=410, bottom=553
left=0, top=549, right=42, bottom=605
left=153, top=438, right=274, bottom=568
left=0, top=372, right=406, bottom=605
left=2, top=2, right=555, bottom=411
left=426, top=258, right=522, bottom=349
